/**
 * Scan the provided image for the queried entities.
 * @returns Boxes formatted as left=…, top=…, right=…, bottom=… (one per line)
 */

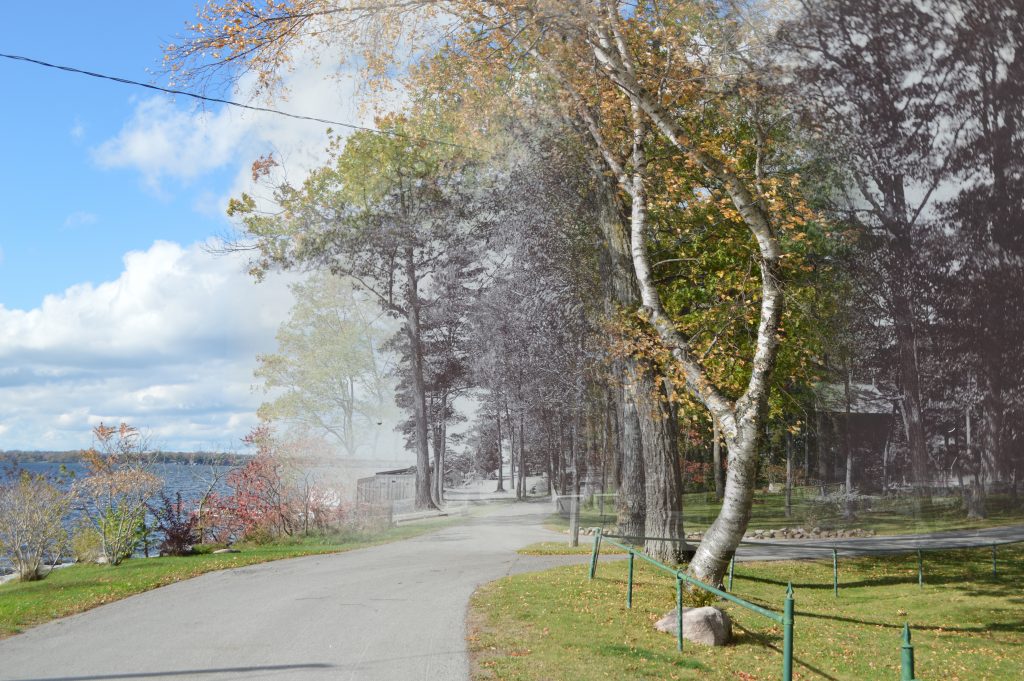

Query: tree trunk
left=439, top=415, right=447, bottom=504
left=843, top=366, right=855, bottom=520
left=495, top=398, right=505, bottom=493
left=589, top=173, right=650, bottom=541
left=965, top=405, right=987, bottom=519
left=403, top=246, right=435, bottom=510
left=545, top=414, right=555, bottom=498
left=688, top=421, right=762, bottom=585
left=632, top=365, right=684, bottom=563
left=569, top=415, right=581, bottom=547
left=617, top=381, right=646, bottom=540
left=431, top=391, right=448, bottom=507
left=508, top=402, right=517, bottom=495
left=785, top=430, right=793, bottom=519
left=519, top=414, right=527, bottom=498
left=892, top=293, right=930, bottom=497
left=713, top=416, right=724, bottom=501
left=803, top=427, right=810, bottom=481
left=817, top=409, right=829, bottom=489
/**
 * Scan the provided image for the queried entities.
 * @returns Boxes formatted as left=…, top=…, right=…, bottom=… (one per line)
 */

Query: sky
left=0, top=3, right=378, bottom=452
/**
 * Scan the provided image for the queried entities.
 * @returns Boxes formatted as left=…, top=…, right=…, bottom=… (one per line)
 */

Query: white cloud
left=92, top=50, right=384, bottom=201
left=70, top=120, right=85, bottom=140
left=63, top=211, right=98, bottom=228
left=0, top=241, right=295, bottom=451
left=93, top=97, right=250, bottom=189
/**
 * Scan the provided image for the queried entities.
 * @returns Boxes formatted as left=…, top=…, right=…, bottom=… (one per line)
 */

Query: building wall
left=356, top=474, right=416, bottom=504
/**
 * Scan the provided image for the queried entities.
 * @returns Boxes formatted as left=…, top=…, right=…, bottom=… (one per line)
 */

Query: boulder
left=654, top=606, right=732, bottom=646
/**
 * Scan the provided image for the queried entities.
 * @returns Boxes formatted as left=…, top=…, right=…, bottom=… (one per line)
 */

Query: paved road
left=734, top=524, right=1024, bottom=561
left=0, top=500, right=584, bottom=681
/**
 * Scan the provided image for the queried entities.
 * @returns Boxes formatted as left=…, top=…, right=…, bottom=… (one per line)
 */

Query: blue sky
left=0, top=3, right=391, bottom=453
left=1, top=3, right=235, bottom=309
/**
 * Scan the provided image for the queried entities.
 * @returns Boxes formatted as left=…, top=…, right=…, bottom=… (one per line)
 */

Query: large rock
left=654, top=606, right=732, bottom=646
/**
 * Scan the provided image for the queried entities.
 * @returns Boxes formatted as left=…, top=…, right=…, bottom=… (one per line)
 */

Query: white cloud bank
left=92, top=53, right=381, bottom=203
left=0, top=241, right=294, bottom=451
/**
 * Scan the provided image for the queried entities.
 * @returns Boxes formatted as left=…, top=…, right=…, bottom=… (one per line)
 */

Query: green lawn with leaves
left=0, top=518, right=459, bottom=638
left=470, top=544, right=1024, bottom=680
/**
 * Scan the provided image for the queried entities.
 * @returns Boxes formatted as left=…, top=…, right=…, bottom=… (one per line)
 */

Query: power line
left=0, top=51, right=471, bottom=150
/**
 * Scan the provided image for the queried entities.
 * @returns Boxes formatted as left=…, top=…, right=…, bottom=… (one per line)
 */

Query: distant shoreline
left=0, top=450, right=250, bottom=466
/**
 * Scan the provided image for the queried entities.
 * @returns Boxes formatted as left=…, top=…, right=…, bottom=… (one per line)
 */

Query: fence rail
left=590, top=529, right=795, bottom=681
left=725, top=536, right=1024, bottom=595
left=590, top=532, right=1024, bottom=679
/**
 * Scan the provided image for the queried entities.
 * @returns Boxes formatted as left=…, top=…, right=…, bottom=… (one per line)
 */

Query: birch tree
left=172, top=1, right=811, bottom=582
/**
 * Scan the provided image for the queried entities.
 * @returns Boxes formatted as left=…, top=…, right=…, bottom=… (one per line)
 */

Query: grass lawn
left=0, top=517, right=460, bottom=638
left=518, top=541, right=627, bottom=556
left=469, top=544, right=1024, bottom=680
left=550, top=490, right=1024, bottom=537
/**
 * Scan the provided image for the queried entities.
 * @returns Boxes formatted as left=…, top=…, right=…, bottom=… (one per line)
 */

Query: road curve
left=0, top=500, right=582, bottom=681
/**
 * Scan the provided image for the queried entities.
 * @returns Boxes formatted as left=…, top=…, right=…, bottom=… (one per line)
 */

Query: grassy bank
left=470, top=544, right=1024, bottom=680
left=0, top=517, right=459, bottom=638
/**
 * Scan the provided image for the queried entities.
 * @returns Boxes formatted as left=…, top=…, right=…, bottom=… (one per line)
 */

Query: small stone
left=655, top=606, right=732, bottom=646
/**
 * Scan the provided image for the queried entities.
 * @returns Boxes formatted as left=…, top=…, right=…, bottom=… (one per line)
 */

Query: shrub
left=682, top=585, right=719, bottom=609
left=148, top=492, right=199, bottom=556
left=0, top=471, right=72, bottom=580
left=74, top=423, right=162, bottom=565
left=70, top=524, right=102, bottom=563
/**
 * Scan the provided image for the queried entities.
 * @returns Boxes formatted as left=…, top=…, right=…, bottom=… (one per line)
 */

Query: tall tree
left=233, top=121, right=490, bottom=509
left=255, top=271, right=396, bottom=456
left=779, top=0, right=965, bottom=495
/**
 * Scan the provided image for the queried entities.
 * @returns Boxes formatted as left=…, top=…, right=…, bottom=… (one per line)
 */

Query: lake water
left=5, top=461, right=235, bottom=500
left=0, top=461, right=235, bottom=575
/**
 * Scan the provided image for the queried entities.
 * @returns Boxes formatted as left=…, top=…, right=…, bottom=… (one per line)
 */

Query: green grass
left=553, top=490, right=1024, bottom=538
left=0, top=517, right=459, bottom=638
left=518, top=541, right=627, bottom=556
left=470, top=544, right=1024, bottom=680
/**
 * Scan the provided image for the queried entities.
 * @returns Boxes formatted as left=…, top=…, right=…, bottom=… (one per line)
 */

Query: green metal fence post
left=782, top=582, right=794, bottom=681
left=588, top=528, right=602, bottom=580
left=676, top=573, right=684, bottom=652
left=626, top=551, right=635, bottom=609
left=832, top=548, right=839, bottom=597
left=917, top=549, right=923, bottom=588
left=728, top=555, right=735, bottom=592
left=900, top=623, right=916, bottom=681
left=992, top=544, right=997, bottom=578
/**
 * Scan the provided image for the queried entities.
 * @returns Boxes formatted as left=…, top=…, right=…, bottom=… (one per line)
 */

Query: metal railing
left=724, top=537, right=1024, bottom=595
left=588, top=529, right=796, bottom=681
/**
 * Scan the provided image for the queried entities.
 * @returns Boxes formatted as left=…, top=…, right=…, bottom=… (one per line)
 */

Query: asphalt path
left=0, top=500, right=586, bottom=681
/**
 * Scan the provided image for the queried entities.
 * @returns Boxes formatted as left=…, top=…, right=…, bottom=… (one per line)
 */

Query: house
left=356, top=466, right=418, bottom=504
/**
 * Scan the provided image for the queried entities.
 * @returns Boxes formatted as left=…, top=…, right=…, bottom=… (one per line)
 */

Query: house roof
left=375, top=466, right=418, bottom=476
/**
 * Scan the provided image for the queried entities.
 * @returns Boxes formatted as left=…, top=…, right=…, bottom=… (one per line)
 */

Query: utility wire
left=0, top=51, right=471, bottom=150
